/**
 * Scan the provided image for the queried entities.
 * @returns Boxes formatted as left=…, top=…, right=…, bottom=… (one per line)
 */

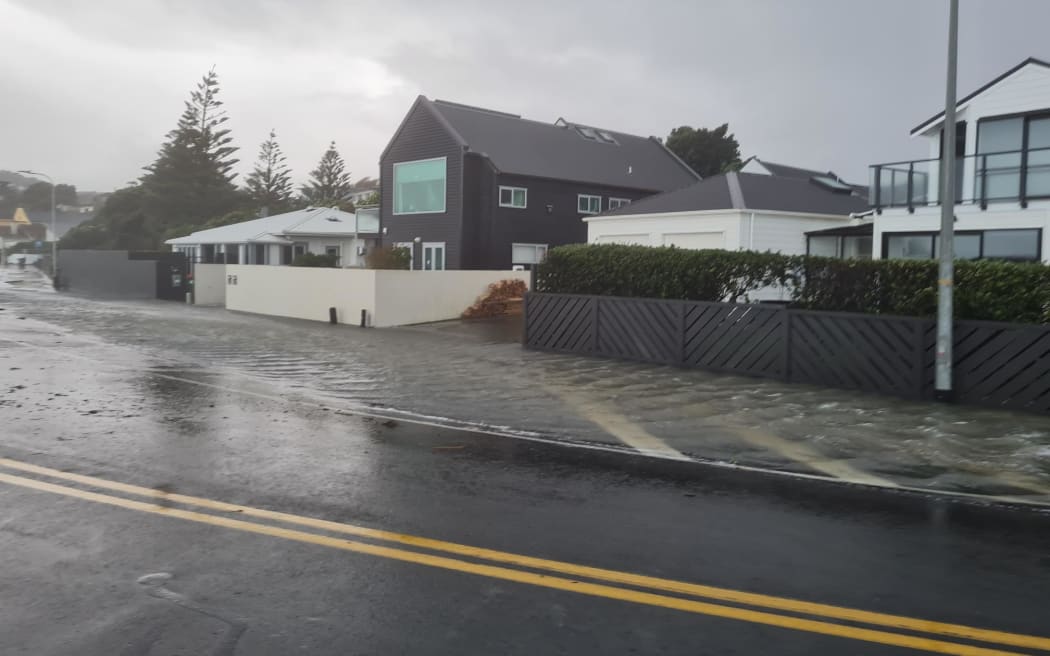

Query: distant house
left=379, top=96, right=699, bottom=270
left=869, top=57, right=1050, bottom=262
left=165, top=207, right=380, bottom=267
left=346, top=177, right=379, bottom=205
left=586, top=170, right=869, bottom=256
left=0, top=208, right=47, bottom=242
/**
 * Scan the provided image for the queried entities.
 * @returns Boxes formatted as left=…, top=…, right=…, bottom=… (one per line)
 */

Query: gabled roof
left=394, top=97, right=699, bottom=192
left=165, top=207, right=372, bottom=246
left=594, top=172, right=870, bottom=218
left=911, top=57, right=1050, bottom=135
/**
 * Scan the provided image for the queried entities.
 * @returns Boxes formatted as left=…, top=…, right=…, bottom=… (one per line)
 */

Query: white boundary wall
left=223, top=265, right=528, bottom=327
left=193, top=264, right=227, bottom=306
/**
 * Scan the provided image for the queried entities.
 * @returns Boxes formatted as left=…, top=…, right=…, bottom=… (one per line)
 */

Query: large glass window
left=512, top=243, right=548, bottom=265
left=807, top=236, right=839, bottom=257
left=393, top=158, right=446, bottom=214
left=978, top=117, right=1023, bottom=200
left=886, top=235, right=934, bottom=260
left=885, top=230, right=1040, bottom=262
left=1027, top=118, right=1050, bottom=197
left=983, top=229, right=1040, bottom=261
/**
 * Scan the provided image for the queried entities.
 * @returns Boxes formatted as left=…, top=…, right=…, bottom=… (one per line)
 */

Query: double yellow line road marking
left=1, top=457, right=1047, bottom=655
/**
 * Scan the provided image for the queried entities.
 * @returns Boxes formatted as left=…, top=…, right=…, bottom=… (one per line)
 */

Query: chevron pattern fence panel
left=594, top=296, right=682, bottom=364
left=523, top=293, right=1050, bottom=414
left=523, top=293, right=596, bottom=354
left=683, top=302, right=785, bottom=378
left=789, top=311, right=926, bottom=399
left=951, top=321, right=1050, bottom=413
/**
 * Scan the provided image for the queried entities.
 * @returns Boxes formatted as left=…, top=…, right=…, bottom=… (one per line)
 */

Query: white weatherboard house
left=166, top=207, right=380, bottom=267
left=871, top=57, right=1050, bottom=262
left=585, top=170, right=870, bottom=256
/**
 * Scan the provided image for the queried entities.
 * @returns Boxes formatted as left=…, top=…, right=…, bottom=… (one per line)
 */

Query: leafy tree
left=0, top=181, right=18, bottom=218
left=19, top=182, right=77, bottom=210
left=62, top=69, right=244, bottom=249
left=359, top=191, right=380, bottom=206
left=665, top=124, right=742, bottom=178
left=245, top=129, right=294, bottom=215
left=301, top=141, right=353, bottom=209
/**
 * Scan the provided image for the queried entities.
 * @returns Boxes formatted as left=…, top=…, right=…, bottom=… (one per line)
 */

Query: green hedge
left=534, top=244, right=1050, bottom=324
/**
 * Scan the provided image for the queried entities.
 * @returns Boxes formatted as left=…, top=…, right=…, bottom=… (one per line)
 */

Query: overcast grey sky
left=3, top=0, right=1049, bottom=192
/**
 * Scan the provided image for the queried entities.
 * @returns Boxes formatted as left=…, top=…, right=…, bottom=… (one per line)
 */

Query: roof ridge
left=725, top=172, right=745, bottom=209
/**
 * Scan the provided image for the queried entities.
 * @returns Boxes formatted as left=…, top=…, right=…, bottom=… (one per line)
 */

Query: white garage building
left=584, top=171, right=870, bottom=255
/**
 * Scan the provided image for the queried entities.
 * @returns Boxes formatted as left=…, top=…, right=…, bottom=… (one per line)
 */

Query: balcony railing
left=869, top=147, right=1050, bottom=211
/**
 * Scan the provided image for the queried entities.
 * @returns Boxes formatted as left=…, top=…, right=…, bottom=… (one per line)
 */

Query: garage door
left=594, top=234, right=648, bottom=246
left=662, top=232, right=725, bottom=250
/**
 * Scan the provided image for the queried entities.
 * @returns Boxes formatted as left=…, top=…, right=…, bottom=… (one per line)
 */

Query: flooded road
left=2, top=267, right=1050, bottom=500
left=1, top=281, right=1049, bottom=654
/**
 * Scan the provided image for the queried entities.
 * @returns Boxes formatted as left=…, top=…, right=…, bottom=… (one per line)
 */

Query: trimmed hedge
left=534, top=244, right=1050, bottom=324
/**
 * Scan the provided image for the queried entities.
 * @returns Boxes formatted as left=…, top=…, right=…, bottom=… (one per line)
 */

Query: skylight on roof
left=596, top=130, right=618, bottom=144
left=576, top=126, right=599, bottom=141
left=811, top=176, right=854, bottom=194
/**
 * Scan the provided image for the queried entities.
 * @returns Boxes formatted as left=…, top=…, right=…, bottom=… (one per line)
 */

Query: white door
left=422, top=242, right=445, bottom=270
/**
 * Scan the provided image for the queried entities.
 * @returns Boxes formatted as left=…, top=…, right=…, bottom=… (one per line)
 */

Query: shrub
left=366, top=245, right=411, bottom=270
left=535, top=244, right=1050, bottom=324
left=462, top=279, right=528, bottom=319
left=535, top=243, right=793, bottom=303
left=291, top=252, right=339, bottom=268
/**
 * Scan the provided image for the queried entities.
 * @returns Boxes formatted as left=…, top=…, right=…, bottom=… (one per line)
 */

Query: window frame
left=578, top=194, right=602, bottom=215
left=511, top=242, right=549, bottom=265
left=881, top=229, right=1042, bottom=262
left=392, top=156, right=448, bottom=216
left=608, top=197, right=631, bottom=210
left=498, top=186, right=528, bottom=209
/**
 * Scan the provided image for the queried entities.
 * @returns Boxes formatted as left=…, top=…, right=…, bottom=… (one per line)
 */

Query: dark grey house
left=379, top=96, right=699, bottom=270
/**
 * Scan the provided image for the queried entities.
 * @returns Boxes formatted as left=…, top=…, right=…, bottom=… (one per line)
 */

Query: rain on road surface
left=2, top=267, right=1050, bottom=654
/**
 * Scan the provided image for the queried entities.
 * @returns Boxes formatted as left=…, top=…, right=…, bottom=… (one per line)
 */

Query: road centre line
left=2, top=458, right=1048, bottom=654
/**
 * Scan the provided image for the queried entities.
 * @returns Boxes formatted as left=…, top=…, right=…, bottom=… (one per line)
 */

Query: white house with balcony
left=166, top=207, right=380, bottom=267
left=869, top=57, right=1050, bottom=263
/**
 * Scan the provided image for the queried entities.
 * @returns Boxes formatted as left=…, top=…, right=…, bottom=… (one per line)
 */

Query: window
left=512, top=243, right=548, bottom=265
left=807, top=235, right=873, bottom=259
left=325, top=245, right=340, bottom=263
left=608, top=198, right=631, bottom=210
left=884, top=229, right=1040, bottom=262
left=977, top=117, right=1023, bottom=200
left=293, top=242, right=307, bottom=257
left=578, top=194, right=601, bottom=214
left=499, top=186, right=527, bottom=208
left=422, top=242, right=445, bottom=270
left=253, top=243, right=267, bottom=265
left=393, top=157, right=446, bottom=215
left=807, top=236, right=839, bottom=257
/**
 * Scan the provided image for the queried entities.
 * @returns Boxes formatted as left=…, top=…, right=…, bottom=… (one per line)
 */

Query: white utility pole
left=17, top=169, right=58, bottom=280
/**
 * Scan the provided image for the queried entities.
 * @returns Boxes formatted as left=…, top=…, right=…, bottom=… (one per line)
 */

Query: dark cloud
left=3, top=0, right=1050, bottom=191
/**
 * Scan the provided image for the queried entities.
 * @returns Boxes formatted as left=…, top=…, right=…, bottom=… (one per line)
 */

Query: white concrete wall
left=224, top=265, right=529, bottom=327
left=373, top=270, right=531, bottom=328
left=587, top=210, right=744, bottom=250
left=193, top=263, right=227, bottom=306
left=225, top=265, right=377, bottom=325
left=873, top=202, right=1050, bottom=262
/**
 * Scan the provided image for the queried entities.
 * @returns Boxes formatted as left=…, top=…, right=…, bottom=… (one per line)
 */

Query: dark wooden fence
left=524, top=293, right=1050, bottom=414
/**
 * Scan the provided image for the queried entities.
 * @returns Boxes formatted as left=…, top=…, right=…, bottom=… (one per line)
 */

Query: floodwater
left=3, top=264, right=1050, bottom=500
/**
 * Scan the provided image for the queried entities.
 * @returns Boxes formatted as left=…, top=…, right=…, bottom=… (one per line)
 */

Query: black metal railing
left=869, top=147, right=1050, bottom=211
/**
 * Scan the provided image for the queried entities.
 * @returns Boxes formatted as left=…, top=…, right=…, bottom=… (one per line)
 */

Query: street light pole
left=16, top=169, right=57, bottom=280
left=935, top=0, right=959, bottom=400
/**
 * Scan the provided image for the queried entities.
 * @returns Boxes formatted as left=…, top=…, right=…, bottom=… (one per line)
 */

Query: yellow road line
left=2, top=457, right=1049, bottom=653
left=0, top=470, right=1026, bottom=656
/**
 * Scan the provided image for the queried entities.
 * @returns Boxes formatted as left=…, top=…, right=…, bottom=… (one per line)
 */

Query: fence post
left=522, top=292, right=530, bottom=347
left=782, top=309, right=793, bottom=382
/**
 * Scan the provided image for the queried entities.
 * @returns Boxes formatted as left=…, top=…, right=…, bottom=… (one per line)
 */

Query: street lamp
left=413, top=236, right=421, bottom=271
left=16, top=169, right=57, bottom=280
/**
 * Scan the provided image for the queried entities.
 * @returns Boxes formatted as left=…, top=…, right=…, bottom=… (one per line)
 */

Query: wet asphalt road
left=2, top=275, right=1050, bottom=654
